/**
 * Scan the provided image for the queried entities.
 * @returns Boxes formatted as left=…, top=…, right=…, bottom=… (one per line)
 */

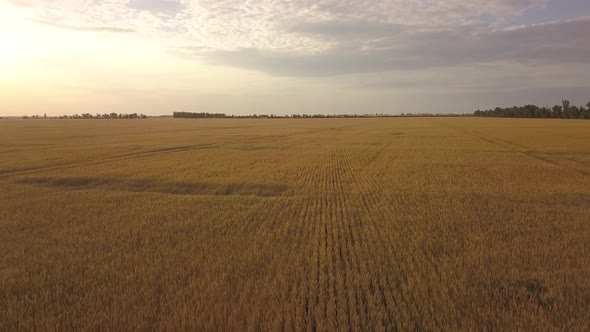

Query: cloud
left=3, top=0, right=33, bottom=7
left=127, top=0, right=185, bottom=16
left=11, top=1, right=552, bottom=48
left=185, top=16, right=590, bottom=76
left=171, top=0, right=551, bottom=51
left=32, top=19, right=134, bottom=33
left=286, top=19, right=406, bottom=38
left=7, top=0, right=589, bottom=77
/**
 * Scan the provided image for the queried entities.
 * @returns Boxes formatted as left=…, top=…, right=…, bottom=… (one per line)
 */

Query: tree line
left=474, top=100, right=590, bottom=119
left=21, top=113, right=148, bottom=119
left=13, top=101, right=590, bottom=120
left=173, top=112, right=228, bottom=118
left=172, top=111, right=462, bottom=119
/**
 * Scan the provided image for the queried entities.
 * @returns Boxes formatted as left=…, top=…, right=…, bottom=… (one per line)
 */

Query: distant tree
left=473, top=100, right=589, bottom=120
left=552, top=105, right=562, bottom=118
left=173, top=111, right=227, bottom=119
left=562, top=100, right=571, bottom=118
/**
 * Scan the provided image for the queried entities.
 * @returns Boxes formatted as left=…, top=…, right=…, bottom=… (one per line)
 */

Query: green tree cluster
left=474, top=100, right=590, bottom=119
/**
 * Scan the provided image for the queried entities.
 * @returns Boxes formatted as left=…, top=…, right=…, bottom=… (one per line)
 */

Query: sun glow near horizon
left=0, top=2, right=238, bottom=115
left=0, top=4, right=34, bottom=70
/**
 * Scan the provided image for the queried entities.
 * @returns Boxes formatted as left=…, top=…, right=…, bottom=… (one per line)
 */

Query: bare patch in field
left=235, top=144, right=285, bottom=151
left=16, top=177, right=290, bottom=197
left=488, top=278, right=554, bottom=309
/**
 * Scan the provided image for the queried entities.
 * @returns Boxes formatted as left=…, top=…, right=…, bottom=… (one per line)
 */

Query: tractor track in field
left=0, top=127, right=346, bottom=181
left=288, top=136, right=408, bottom=330
left=454, top=127, right=590, bottom=177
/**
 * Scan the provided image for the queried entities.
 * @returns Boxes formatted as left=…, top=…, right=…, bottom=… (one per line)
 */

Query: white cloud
left=4, top=0, right=587, bottom=76
left=10, top=0, right=549, bottom=50
left=178, top=16, right=590, bottom=77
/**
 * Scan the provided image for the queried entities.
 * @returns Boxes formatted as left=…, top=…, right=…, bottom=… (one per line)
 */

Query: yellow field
left=1, top=118, right=589, bottom=330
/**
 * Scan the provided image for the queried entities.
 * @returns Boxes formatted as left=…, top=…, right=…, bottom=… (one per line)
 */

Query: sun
left=0, top=33, right=26, bottom=66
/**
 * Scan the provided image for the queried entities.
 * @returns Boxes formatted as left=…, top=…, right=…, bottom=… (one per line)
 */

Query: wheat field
left=1, top=118, right=589, bottom=330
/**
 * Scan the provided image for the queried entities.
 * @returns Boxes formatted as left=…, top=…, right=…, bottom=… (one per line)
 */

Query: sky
left=0, top=0, right=589, bottom=116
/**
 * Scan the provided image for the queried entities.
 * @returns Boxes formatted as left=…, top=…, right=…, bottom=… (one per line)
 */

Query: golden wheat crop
left=1, top=118, right=589, bottom=330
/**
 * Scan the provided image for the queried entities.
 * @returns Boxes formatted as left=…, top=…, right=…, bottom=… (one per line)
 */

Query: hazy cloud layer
left=194, top=16, right=590, bottom=76
left=10, top=0, right=588, bottom=75
left=128, top=0, right=184, bottom=15
left=32, top=18, right=135, bottom=33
